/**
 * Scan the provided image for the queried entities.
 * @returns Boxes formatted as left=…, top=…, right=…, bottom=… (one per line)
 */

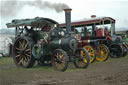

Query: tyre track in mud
left=0, top=57, right=128, bottom=85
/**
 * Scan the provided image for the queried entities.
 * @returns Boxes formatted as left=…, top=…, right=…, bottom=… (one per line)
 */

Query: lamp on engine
left=6, top=8, right=90, bottom=72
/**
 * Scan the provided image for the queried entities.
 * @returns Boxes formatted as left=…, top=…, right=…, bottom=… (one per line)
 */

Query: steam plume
left=0, top=0, right=70, bottom=17
left=0, top=0, right=18, bottom=17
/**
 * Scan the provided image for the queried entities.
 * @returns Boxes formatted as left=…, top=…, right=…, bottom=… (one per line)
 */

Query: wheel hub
left=100, top=51, right=104, bottom=56
left=56, top=60, right=62, bottom=64
left=20, top=50, right=25, bottom=56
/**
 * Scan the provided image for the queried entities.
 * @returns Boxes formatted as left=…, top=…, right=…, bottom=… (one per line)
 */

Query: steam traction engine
left=115, top=30, right=128, bottom=57
left=6, top=9, right=90, bottom=71
left=60, top=16, right=127, bottom=59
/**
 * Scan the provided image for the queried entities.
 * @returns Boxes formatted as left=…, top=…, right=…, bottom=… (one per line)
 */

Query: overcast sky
left=0, top=0, right=128, bottom=31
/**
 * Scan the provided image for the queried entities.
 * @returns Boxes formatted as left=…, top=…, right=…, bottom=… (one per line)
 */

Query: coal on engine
left=6, top=9, right=90, bottom=71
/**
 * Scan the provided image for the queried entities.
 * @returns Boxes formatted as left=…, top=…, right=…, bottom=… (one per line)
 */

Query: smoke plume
left=0, top=0, right=18, bottom=17
left=0, top=0, right=70, bottom=17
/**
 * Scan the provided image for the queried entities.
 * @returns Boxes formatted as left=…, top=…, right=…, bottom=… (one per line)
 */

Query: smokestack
left=91, top=15, right=96, bottom=18
left=64, top=9, right=72, bottom=33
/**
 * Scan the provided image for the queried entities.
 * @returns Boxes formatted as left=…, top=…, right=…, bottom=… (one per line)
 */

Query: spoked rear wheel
left=52, top=49, right=68, bottom=72
left=13, top=37, right=35, bottom=68
left=109, top=44, right=123, bottom=58
left=96, top=44, right=109, bottom=62
left=83, top=45, right=96, bottom=63
left=74, top=48, right=90, bottom=68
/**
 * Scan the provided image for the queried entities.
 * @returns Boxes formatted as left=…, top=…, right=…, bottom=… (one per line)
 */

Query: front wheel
left=52, top=49, right=68, bottom=72
left=96, top=44, right=109, bottom=62
left=73, top=48, right=90, bottom=68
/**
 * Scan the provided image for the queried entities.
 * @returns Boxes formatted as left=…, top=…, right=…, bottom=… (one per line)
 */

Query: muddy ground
left=0, top=56, right=128, bottom=85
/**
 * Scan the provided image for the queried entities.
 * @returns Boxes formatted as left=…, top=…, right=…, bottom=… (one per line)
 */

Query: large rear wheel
left=96, top=44, right=109, bottom=62
left=13, top=37, right=35, bottom=68
left=83, top=45, right=96, bottom=63
left=74, top=48, right=90, bottom=68
left=52, top=49, right=68, bottom=72
left=109, top=43, right=123, bottom=58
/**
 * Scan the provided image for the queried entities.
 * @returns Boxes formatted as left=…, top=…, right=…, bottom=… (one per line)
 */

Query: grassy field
left=0, top=56, right=128, bottom=72
left=0, top=56, right=128, bottom=85
left=0, top=57, right=55, bottom=72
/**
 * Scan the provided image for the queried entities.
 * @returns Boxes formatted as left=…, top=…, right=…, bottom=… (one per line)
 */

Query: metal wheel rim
left=96, top=44, right=108, bottom=61
left=13, top=38, right=31, bottom=67
left=53, top=50, right=67, bottom=71
left=84, top=45, right=95, bottom=63
left=75, top=49, right=89, bottom=68
left=109, top=44, right=123, bottom=57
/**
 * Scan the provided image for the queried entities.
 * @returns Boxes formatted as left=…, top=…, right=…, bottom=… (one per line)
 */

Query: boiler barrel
left=50, top=37, right=77, bottom=51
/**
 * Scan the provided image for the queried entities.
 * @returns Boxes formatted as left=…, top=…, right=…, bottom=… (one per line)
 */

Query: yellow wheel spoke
left=83, top=58, right=87, bottom=63
left=96, top=44, right=109, bottom=62
left=80, top=50, right=84, bottom=56
left=84, top=45, right=95, bottom=63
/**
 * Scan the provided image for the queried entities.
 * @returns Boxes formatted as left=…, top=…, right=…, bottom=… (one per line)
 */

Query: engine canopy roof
left=6, top=17, right=59, bottom=28
left=60, top=17, right=115, bottom=27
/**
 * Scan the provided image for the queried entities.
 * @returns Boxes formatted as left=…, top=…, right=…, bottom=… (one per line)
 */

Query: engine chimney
left=91, top=15, right=96, bottom=18
left=64, top=9, right=72, bottom=33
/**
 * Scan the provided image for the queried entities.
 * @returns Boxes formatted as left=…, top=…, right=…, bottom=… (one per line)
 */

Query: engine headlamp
left=60, top=31, right=65, bottom=36
left=58, top=31, right=65, bottom=36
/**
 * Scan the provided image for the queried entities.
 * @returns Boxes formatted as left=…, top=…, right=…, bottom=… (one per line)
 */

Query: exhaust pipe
left=64, top=9, right=72, bottom=33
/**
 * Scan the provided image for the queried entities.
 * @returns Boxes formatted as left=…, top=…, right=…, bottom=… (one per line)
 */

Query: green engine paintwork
left=32, top=44, right=42, bottom=59
left=116, top=33, right=128, bottom=45
left=42, top=39, right=60, bottom=55
left=43, top=37, right=77, bottom=56
left=6, top=17, right=78, bottom=61
left=122, top=37, right=128, bottom=44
